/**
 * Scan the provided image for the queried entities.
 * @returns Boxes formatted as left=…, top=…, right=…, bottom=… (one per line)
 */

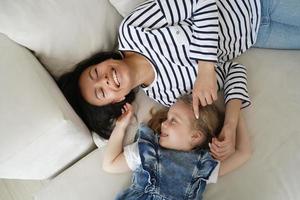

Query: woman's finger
left=204, top=93, right=213, bottom=105
left=192, top=95, right=200, bottom=119
left=199, top=94, right=207, bottom=107
left=212, top=90, right=218, bottom=101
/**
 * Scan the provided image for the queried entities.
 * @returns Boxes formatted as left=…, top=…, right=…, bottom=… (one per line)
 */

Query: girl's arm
left=102, top=103, right=133, bottom=174
left=217, top=113, right=252, bottom=176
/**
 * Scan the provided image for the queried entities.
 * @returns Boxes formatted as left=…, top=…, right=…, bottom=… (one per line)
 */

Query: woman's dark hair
left=58, top=51, right=136, bottom=139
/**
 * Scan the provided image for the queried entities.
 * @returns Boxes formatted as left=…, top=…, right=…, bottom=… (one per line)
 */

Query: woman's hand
left=115, top=103, right=134, bottom=129
left=193, top=61, right=218, bottom=118
left=209, top=124, right=236, bottom=161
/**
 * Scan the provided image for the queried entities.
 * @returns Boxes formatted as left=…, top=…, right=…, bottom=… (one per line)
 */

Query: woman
left=59, top=0, right=300, bottom=160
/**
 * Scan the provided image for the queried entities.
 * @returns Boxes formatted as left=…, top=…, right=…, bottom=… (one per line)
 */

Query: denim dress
left=116, top=124, right=218, bottom=200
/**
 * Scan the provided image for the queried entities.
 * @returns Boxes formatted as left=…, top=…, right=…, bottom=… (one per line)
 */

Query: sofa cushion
left=110, top=0, right=144, bottom=17
left=35, top=48, right=300, bottom=199
left=35, top=148, right=131, bottom=200
left=0, top=33, right=94, bottom=179
left=0, top=0, right=122, bottom=78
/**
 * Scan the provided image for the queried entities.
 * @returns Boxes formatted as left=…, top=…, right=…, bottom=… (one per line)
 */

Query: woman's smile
left=112, top=68, right=120, bottom=87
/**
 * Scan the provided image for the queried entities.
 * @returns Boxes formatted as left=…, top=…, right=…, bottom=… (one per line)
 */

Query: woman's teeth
left=112, top=69, right=120, bottom=87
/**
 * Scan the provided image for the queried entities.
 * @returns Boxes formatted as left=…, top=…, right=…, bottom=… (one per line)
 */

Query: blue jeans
left=254, top=0, right=300, bottom=49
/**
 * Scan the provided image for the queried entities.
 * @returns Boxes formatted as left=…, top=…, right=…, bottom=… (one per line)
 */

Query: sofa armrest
left=0, top=33, right=95, bottom=180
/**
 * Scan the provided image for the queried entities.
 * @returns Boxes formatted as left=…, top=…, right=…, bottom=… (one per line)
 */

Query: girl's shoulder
left=136, top=123, right=158, bottom=142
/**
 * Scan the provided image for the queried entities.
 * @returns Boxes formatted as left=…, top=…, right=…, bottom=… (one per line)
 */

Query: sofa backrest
left=0, top=0, right=122, bottom=78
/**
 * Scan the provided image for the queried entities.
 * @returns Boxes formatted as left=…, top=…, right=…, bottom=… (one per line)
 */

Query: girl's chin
left=159, top=139, right=169, bottom=149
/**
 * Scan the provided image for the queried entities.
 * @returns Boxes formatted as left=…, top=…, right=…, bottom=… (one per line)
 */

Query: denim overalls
left=116, top=124, right=218, bottom=200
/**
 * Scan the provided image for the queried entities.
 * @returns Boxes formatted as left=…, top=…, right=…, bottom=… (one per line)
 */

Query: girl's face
left=160, top=101, right=205, bottom=151
left=79, top=59, right=132, bottom=106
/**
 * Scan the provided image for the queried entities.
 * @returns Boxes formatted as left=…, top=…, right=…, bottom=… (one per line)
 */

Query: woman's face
left=79, top=59, right=132, bottom=106
left=160, top=101, right=205, bottom=151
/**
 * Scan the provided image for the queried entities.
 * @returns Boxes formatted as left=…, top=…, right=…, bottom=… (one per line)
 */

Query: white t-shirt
left=124, top=142, right=220, bottom=184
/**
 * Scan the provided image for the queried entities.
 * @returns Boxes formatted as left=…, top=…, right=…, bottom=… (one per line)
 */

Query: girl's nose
left=162, top=121, right=167, bottom=127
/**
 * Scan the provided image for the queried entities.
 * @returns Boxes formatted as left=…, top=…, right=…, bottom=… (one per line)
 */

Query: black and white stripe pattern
left=118, top=0, right=260, bottom=108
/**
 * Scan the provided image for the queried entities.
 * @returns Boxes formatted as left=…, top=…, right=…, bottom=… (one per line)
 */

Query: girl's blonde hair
left=148, top=95, right=224, bottom=149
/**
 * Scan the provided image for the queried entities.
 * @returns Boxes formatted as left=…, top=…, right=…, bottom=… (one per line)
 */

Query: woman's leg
left=254, top=0, right=300, bottom=49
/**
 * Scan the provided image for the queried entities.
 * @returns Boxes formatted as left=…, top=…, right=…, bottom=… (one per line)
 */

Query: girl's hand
left=210, top=124, right=236, bottom=161
left=115, top=103, right=134, bottom=129
left=193, top=61, right=218, bottom=119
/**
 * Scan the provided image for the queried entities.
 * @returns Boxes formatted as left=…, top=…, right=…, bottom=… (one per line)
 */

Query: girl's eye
left=170, top=118, right=176, bottom=124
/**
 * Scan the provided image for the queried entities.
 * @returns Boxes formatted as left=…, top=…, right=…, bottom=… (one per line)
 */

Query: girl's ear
left=191, top=130, right=205, bottom=146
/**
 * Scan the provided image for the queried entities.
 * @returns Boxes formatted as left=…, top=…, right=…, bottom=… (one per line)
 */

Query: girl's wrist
left=114, top=123, right=128, bottom=132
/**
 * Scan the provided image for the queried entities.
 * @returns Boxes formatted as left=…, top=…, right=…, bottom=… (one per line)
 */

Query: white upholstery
left=0, top=0, right=122, bottom=78
left=35, top=48, right=300, bottom=200
left=0, top=33, right=94, bottom=179
left=110, top=0, right=145, bottom=17
left=0, top=0, right=299, bottom=198
left=35, top=148, right=131, bottom=200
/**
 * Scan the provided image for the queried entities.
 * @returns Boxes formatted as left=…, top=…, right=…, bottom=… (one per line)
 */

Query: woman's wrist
left=224, top=114, right=239, bottom=128
left=224, top=99, right=242, bottom=130
left=198, top=60, right=215, bottom=71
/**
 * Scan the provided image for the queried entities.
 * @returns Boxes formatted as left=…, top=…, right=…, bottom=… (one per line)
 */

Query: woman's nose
left=96, top=75, right=109, bottom=86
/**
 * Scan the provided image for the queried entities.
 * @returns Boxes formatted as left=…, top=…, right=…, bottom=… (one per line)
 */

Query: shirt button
left=176, top=30, right=180, bottom=35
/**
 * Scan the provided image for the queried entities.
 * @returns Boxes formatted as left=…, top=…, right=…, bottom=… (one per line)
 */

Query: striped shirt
left=118, top=0, right=261, bottom=107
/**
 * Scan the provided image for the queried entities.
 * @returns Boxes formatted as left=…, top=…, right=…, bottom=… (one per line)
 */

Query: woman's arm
left=210, top=62, right=250, bottom=160
left=218, top=113, right=252, bottom=176
left=210, top=99, right=241, bottom=160
left=193, top=60, right=218, bottom=118
left=102, top=103, right=133, bottom=173
left=158, top=0, right=219, bottom=62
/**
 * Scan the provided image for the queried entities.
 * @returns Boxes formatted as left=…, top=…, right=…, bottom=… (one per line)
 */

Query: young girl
left=102, top=95, right=251, bottom=199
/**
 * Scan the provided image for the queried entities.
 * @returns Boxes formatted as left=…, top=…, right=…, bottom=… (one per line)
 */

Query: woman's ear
left=113, top=96, right=125, bottom=103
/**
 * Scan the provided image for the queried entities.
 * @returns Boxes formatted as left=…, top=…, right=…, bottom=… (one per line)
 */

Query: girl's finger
left=213, top=141, right=231, bottom=154
left=210, top=143, right=221, bottom=156
left=212, top=138, right=230, bottom=148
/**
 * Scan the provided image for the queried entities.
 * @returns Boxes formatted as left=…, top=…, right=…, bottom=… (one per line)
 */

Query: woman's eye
left=94, top=68, right=98, bottom=78
left=96, top=88, right=105, bottom=99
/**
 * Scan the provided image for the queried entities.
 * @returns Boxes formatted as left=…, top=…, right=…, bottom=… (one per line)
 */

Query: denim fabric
left=116, top=124, right=218, bottom=200
left=254, top=0, right=300, bottom=49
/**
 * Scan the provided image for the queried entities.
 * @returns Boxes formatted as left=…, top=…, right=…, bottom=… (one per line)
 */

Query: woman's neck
left=123, top=52, right=155, bottom=87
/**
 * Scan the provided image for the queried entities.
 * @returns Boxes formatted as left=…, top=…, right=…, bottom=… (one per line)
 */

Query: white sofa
left=0, top=0, right=300, bottom=199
